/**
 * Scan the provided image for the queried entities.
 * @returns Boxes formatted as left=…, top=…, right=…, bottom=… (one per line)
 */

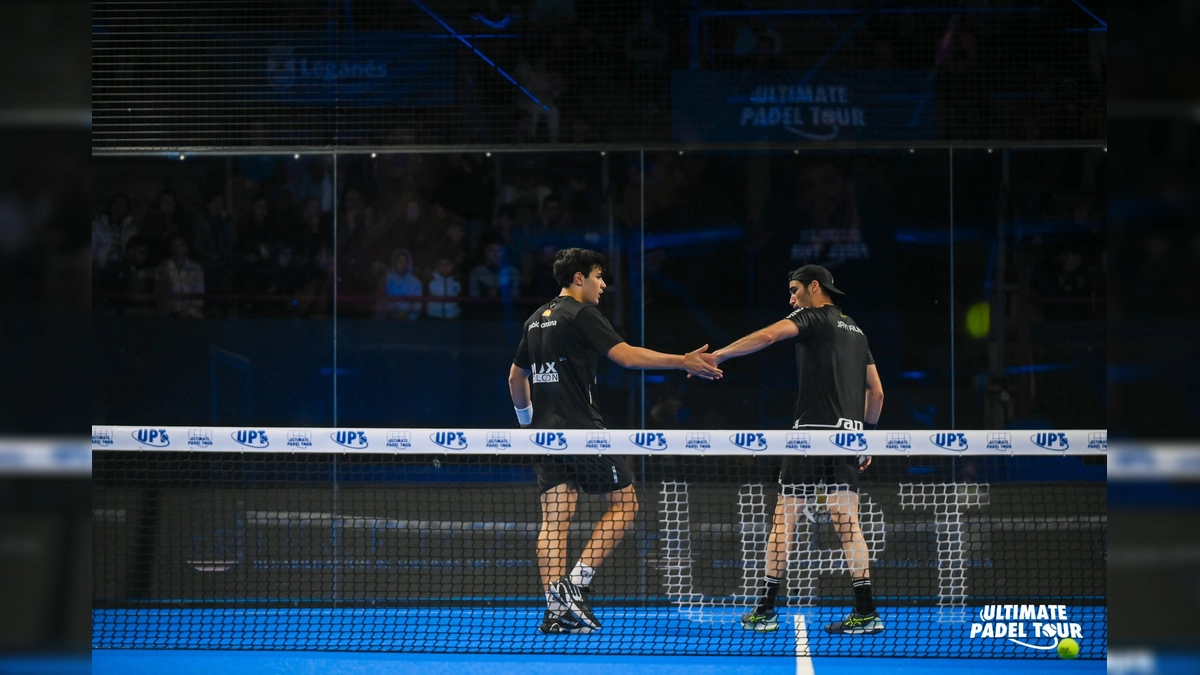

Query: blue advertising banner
left=671, top=70, right=935, bottom=142
left=257, top=33, right=456, bottom=107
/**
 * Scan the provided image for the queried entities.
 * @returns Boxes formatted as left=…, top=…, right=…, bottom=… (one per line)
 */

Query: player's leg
left=824, top=460, right=884, bottom=635
left=742, top=491, right=803, bottom=631
left=538, top=483, right=578, bottom=589
left=535, top=462, right=590, bottom=633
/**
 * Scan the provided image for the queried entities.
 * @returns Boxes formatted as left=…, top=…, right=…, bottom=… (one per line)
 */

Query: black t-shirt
left=786, top=304, right=875, bottom=429
left=513, top=295, right=625, bottom=429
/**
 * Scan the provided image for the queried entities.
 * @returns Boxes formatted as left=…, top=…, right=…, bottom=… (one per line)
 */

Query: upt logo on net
left=431, top=431, right=468, bottom=450
left=232, top=430, right=269, bottom=448
left=531, top=432, right=568, bottom=450
left=730, top=432, right=768, bottom=451
left=1032, top=432, right=1070, bottom=451
left=630, top=432, right=668, bottom=451
left=931, top=432, right=969, bottom=451
left=830, top=432, right=868, bottom=451
left=970, top=604, right=1084, bottom=653
left=132, top=428, right=170, bottom=447
left=331, top=430, right=369, bottom=449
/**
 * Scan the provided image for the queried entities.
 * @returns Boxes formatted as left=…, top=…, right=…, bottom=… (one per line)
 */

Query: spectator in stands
left=379, top=248, right=423, bottom=320
left=295, top=195, right=332, bottom=270
left=122, top=236, right=157, bottom=317
left=193, top=193, right=237, bottom=267
left=427, top=257, right=463, bottom=320
left=140, top=190, right=189, bottom=262
left=156, top=234, right=205, bottom=318
left=337, top=186, right=381, bottom=316
left=296, top=243, right=335, bottom=319
left=530, top=243, right=562, bottom=299
left=265, top=242, right=308, bottom=316
left=92, top=193, right=136, bottom=271
left=625, top=10, right=668, bottom=71
left=537, top=191, right=573, bottom=235
left=470, top=240, right=522, bottom=316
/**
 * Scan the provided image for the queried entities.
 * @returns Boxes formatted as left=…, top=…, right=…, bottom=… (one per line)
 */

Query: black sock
left=852, top=578, right=875, bottom=615
left=760, top=575, right=781, bottom=611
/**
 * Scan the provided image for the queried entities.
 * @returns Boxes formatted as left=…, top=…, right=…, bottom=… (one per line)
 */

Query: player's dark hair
left=553, top=248, right=605, bottom=288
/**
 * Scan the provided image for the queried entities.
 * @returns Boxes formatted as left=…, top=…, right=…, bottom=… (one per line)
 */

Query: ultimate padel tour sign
left=671, top=69, right=935, bottom=142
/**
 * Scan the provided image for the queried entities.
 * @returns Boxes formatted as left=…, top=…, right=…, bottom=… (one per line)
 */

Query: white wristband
left=515, top=405, right=533, bottom=426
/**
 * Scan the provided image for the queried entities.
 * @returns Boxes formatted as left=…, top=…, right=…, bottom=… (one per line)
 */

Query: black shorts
left=535, top=456, right=634, bottom=495
left=778, top=456, right=860, bottom=494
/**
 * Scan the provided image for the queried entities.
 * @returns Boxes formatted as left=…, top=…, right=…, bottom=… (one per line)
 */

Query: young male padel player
left=708, top=264, right=885, bottom=635
left=508, top=247, right=722, bottom=634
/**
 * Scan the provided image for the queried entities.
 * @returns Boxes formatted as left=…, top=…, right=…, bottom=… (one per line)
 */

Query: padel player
left=709, top=264, right=885, bottom=635
left=508, top=247, right=722, bottom=634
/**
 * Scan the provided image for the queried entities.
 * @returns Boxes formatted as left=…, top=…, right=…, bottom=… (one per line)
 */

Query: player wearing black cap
left=708, top=264, right=886, bottom=635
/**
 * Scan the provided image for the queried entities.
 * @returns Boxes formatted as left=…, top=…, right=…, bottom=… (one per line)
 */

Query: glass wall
left=93, top=147, right=1105, bottom=431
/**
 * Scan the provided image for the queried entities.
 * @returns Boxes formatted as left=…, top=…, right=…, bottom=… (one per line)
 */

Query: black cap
left=788, top=264, right=845, bottom=296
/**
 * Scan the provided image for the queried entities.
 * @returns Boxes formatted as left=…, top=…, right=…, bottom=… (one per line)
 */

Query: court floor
left=91, top=604, right=1106, bottom=673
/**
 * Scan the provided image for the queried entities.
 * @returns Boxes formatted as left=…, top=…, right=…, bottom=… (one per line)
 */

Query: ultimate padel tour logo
left=430, top=431, right=468, bottom=450
left=1088, top=432, right=1107, bottom=451
left=531, top=432, right=568, bottom=450
left=485, top=432, right=510, bottom=450
left=1032, top=432, right=1070, bottom=451
left=132, top=428, right=170, bottom=447
left=830, top=432, right=868, bottom=451
left=786, top=432, right=812, bottom=452
left=287, top=431, right=313, bottom=449
left=684, top=433, right=712, bottom=451
left=585, top=432, right=612, bottom=450
left=630, top=432, right=668, bottom=451
left=331, top=430, right=369, bottom=449
left=969, top=604, right=1084, bottom=652
left=986, top=432, right=1013, bottom=452
left=92, top=428, right=114, bottom=447
left=188, top=429, right=213, bottom=448
left=232, top=430, right=269, bottom=448
left=731, top=432, right=768, bottom=451
left=387, top=432, right=413, bottom=449
left=885, top=432, right=912, bottom=452
left=931, top=432, right=969, bottom=451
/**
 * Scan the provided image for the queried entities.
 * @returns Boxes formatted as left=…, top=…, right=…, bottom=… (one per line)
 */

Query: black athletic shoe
left=740, top=607, right=779, bottom=631
left=538, top=609, right=592, bottom=634
left=547, top=577, right=601, bottom=630
left=824, top=611, right=884, bottom=635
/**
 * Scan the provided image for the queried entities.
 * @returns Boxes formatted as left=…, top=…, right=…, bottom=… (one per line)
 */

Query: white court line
left=795, top=614, right=814, bottom=675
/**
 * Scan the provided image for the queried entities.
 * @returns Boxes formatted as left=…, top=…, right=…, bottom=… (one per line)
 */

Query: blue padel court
left=93, top=605, right=1106, bottom=674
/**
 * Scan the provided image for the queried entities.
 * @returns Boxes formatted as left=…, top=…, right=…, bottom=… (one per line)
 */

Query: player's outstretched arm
left=606, top=342, right=723, bottom=380
left=711, top=319, right=799, bottom=365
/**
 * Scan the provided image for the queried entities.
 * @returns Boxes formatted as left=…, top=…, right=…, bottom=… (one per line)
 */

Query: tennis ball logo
left=1057, top=638, right=1080, bottom=659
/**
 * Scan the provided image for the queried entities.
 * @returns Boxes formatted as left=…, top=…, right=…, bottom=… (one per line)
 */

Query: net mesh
left=92, top=0, right=1107, bottom=150
left=92, top=437, right=1106, bottom=658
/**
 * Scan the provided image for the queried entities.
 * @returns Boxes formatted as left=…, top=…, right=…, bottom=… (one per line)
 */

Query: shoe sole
left=741, top=621, right=779, bottom=632
left=825, top=625, right=885, bottom=635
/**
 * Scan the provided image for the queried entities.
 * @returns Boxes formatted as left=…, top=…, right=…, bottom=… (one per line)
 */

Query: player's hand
left=683, top=344, right=722, bottom=380
left=858, top=455, right=872, bottom=473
